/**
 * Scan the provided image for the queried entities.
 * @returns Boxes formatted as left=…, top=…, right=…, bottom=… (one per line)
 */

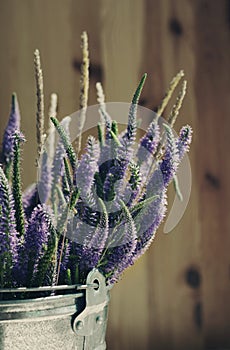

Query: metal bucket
left=0, top=269, right=109, bottom=350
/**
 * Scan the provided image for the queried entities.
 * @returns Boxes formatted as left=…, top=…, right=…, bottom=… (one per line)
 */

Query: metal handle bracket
left=72, top=269, right=109, bottom=337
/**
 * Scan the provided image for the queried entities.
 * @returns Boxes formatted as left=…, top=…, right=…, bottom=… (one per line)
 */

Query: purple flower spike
left=132, top=190, right=167, bottom=262
left=23, top=183, right=39, bottom=219
left=160, top=124, right=179, bottom=186
left=0, top=166, right=18, bottom=286
left=15, top=204, right=51, bottom=286
left=2, top=94, right=21, bottom=163
left=137, top=120, right=160, bottom=164
left=75, top=136, right=100, bottom=206
left=79, top=199, right=109, bottom=272
left=100, top=201, right=137, bottom=284
left=177, top=125, right=193, bottom=160
left=38, top=150, right=52, bottom=204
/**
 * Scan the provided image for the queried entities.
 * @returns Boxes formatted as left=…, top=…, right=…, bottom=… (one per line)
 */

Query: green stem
left=97, top=123, right=104, bottom=147
left=12, top=133, right=26, bottom=237
left=50, top=117, right=77, bottom=176
left=63, top=157, right=72, bottom=190
left=111, top=120, right=118, bottom=135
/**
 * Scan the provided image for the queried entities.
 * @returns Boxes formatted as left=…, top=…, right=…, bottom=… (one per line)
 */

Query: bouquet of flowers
left=0, top=32, right=192, bottom=295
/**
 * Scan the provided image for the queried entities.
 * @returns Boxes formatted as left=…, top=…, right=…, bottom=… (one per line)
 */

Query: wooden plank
left=194, top=1, right=230, bottom=348
left=144, top=1, right=202, bottom=350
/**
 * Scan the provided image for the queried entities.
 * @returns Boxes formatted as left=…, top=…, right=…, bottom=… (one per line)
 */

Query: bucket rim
left=0, top=291, right=85, bottom=306
left=0, top=283, right=98, bottom=303
left=0, top=282, right=98, bottom=294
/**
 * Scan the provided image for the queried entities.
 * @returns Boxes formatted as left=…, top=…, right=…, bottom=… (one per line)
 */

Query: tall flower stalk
left=2, top=93, right=21, bottom=179
left=0, top=167, right=18, bottom=287
left=76, top=31, right=90, bottom=156
left=34, top=49, right=45, bottom=165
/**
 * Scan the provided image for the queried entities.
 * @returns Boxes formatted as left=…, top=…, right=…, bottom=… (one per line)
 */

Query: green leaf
left=130, top=195, right=159, bottom=215
left=132, top=73, right=147, bottom=105
left=110, top=130, right=122, bottom=147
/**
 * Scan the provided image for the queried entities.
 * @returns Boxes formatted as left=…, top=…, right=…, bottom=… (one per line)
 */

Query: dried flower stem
left=168, top=80, right=187, bottom=127
left=77, top=31, right=89, bottom=155
left=48, top=93, right=58, bottom=120
left=80, top=32, right=90, bottom=110
left=46, top=93, right=58, bottom=161
left=96, top=82, right=105, bottom=110
left=155, top=79, right=187, bottom=158
left=34, top=49, right=45, bottom=165
left=96, top=82, right=112, bottom=141
left=156, top=70, right=184, bottom=117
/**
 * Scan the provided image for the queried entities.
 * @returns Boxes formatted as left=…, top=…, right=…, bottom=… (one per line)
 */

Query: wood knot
left=205, top=172, right=220, bottom=189
left=185, top=267, right=201, bottom=289
left=169, top=18, right=183, bottom=36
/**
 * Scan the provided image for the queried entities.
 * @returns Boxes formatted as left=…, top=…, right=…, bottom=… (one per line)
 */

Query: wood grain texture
left=141, top=2, right=204, bottom=349
left=194, top=1, right=230, bottom=348
left=100, top=0, right=145, bottom=102
left=0, top=0, right=229, bottom=349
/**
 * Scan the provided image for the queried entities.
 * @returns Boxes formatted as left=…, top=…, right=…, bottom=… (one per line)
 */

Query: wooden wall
left=0, top=0, right=230, bottom=349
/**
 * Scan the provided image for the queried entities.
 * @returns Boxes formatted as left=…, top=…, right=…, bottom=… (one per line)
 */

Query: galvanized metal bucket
left=0, top=269, right=109, bottom=350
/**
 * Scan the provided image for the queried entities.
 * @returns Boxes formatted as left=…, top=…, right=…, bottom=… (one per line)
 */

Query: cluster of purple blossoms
left=14, top=204, right=52, bottom=287
left=0, top=73, right=192, bottom=291
left=2, top=94, right=20, bottom=165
